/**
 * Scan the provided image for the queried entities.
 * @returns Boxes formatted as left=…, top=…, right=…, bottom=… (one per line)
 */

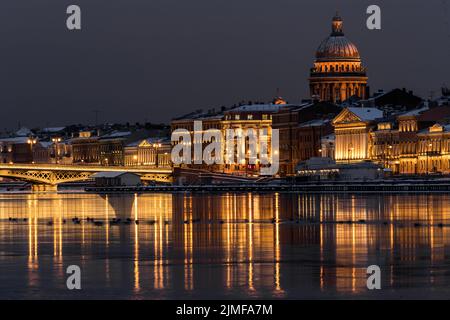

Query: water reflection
left=0, top=192, right=450, bottom=298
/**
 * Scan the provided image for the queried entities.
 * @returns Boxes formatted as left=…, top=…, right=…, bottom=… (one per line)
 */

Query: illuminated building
left=332, top=103, right=450, bottom=175
left=331, top=107, right=383, bottom=162
left=221, top=104, right=278, bottom=175
left=309, top=14, right=368, bottom=102
left=124, top=138, right=171, bottom=168
left=72, top=130, right=167, bottom=166
left=171, top=101, right=284, bottom=177
left=0, top=137, right=35, bottom=163
left=272, top=101, right=342, bottom=176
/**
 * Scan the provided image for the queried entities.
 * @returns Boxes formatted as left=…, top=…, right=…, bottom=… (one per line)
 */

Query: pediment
left=138, top=140, right=152, bottom=147
left=429, top=123, right=443, bottom=133
left=332, top=108, right=362, bottom=125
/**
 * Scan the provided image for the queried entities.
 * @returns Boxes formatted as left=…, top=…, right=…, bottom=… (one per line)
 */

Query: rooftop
left=228, top=103, right=288, bottom=113
left=348, top=107, right=383, bottom=121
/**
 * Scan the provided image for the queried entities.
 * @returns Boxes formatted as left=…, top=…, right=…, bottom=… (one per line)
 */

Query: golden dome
left=315, top=14, right=361, bottom=62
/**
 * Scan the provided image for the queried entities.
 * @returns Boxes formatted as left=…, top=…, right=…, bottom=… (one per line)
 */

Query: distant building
left=71, top=130, right=154, bottom=166
left=171, top=101, right=284, bottom=176
left=362, top=88, right=423, bottom=113
left=32, top=141, right=52, bottom=163
left=331, top=103, right=450, bottom=175
left=332, top=107, right=383, bottom=162
left=272, top=101, right=342, bottom=176
left=0, top=137, right=33, bottom=163
left=124, top=138, right=171, bottom=168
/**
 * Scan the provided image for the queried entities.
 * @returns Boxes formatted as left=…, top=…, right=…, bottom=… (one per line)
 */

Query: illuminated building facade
left=272, top=101, right=342, bottom=176
left=72, top=130, right=167, bottom=166
left=0, top=137, right=33, bottom=164
left=333, top=104, right=450, bottom=175
left=221, top=105, right=277, bottom=175
left=171, top=102, right=283, bottom=176
left=124, top=138, right=171, bottom=168
left=309, top=14, right=368, bottom=103
left=369, top=105, right=450, bottom=175
left=332, top=107, right=383, bottom=162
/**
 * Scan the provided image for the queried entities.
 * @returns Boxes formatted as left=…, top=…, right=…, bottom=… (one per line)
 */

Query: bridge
left=0, top=164, right=172, bottom=191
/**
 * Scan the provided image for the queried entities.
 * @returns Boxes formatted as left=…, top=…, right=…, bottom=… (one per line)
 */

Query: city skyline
left=0, top=0, right=449, bottom=130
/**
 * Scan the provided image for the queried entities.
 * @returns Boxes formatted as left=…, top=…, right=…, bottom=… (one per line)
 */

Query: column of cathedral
left=314, top=82, right=369, bottom=102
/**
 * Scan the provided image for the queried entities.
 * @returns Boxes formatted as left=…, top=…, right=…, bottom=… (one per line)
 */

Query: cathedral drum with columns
left=309, top=14, right=368, bottom=103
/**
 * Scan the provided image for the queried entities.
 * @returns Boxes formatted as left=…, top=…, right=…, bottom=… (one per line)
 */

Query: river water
left=0, top=192, right=449, bottom=299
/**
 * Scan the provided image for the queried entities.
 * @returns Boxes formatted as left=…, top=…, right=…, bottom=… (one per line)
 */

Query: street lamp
left=27, top=137, right=37, bottom=164
left=153, top=143, right=162, bottom=167
left=426, top=143, right=433, bottom=175
left=387, top=145, right=393, bottom=169
left=52, top=137, right=62, bottom=164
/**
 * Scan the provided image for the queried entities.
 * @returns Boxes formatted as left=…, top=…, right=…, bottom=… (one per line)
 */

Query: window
left=247, top=114, right=253, bottom=120
left=262, top=114, right=268, bottom=120
left=235, top=115, right=240, bottom=120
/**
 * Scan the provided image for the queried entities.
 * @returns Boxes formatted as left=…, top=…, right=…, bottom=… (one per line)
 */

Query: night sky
left=0, top=0, right=449, bottom=130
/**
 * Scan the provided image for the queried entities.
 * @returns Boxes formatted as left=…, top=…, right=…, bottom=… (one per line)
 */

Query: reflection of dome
left=315, top=14, right=360, bottom=62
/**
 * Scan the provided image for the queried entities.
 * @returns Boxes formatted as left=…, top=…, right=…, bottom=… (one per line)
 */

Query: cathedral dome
left=315, top=14, right=361, bottom=62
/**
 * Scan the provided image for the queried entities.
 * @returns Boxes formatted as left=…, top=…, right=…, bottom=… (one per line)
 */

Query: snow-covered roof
left=398, top=106, right=429, bottom=117
left=100, top=131, right=131, bottom=139
left=348, top=107, right=383, bottom=121
left=229, top=104, right=286, bottom=112
left=298, top=119, right=330, bottom=128
left=0, top=136, right=30, bottom=144
left=41, top=127, right=66, bottom=133
left=15, top=127, right=32, bottom=137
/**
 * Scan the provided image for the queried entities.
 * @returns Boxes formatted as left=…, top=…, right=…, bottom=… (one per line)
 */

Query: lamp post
left=52, top=137, right=61, bottom=164
left=153, top=143, right=161, bottom=168
left=27, top=137, right=37, bottom=164
left=426, top=142, right=433, bottom=175
left=387, top=144, right=393, bottom=170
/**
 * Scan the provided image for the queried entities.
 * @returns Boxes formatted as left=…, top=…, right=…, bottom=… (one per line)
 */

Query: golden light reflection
left=274, top=193, right=282, bottom=293
left=248, top=193, right=254, bottom=291
left=0, top=192, right=449, bottom=296
left=133, top=193, right=140, bottom=292
left=183, top=195, right=193, bottom=291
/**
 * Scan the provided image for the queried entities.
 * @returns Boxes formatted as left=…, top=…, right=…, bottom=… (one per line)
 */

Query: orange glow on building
left=309, top=14, right=368, bottom=102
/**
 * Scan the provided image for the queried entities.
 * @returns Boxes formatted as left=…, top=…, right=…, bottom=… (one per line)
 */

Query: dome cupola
left=315, top=13, right=361, bottom=62
left=309, top=13, right=368, bottom=103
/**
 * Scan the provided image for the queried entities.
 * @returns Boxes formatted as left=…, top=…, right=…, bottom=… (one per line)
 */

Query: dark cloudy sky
left=0, top=0, right=449, bottom=130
